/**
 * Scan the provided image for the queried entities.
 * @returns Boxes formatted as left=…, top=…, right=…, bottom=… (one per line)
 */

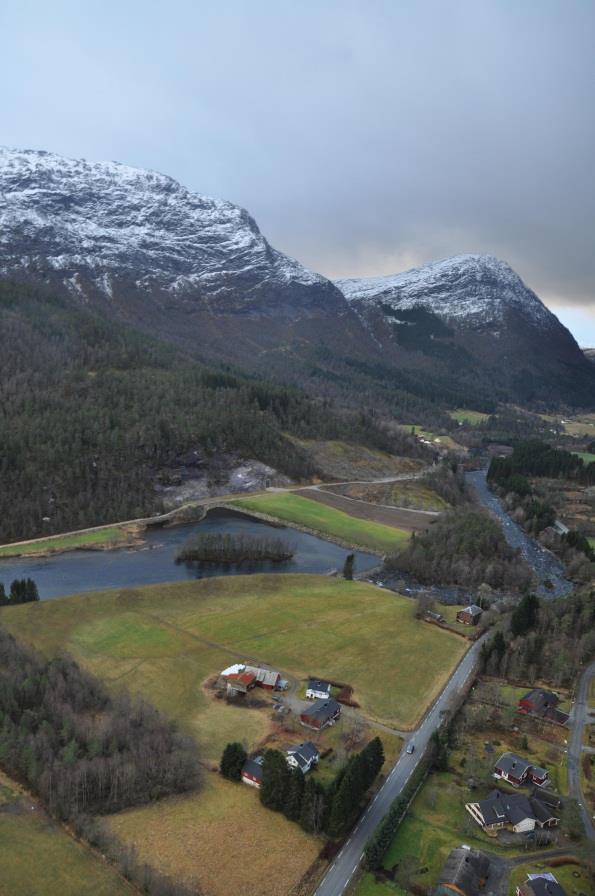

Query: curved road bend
left=314, top=634, right=488, bottom=896
left=567, top=660, right=595, bottom=841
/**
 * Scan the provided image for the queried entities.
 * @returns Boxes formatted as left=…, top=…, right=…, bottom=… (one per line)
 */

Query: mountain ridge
left=1, top=146, right=594, bottom=409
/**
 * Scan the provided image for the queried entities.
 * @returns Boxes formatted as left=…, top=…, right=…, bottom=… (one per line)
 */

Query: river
left=466, top=469, right=573, bottom=599
left=0, top=508, right=378, bottom=601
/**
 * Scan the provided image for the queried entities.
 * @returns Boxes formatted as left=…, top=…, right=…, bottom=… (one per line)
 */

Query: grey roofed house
left=517, top=873, right=567, bottom=896
left=468, top=789, right=558, bottom=832
left=495, top=752, right=533, bottom=780
left=300, top=697, right=341, bottom=729
left=286, top=741, right=320, bottom=774
left=435, top=846, right=490, bottom=896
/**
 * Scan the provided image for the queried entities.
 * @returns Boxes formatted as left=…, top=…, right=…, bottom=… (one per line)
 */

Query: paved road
left=314, top=635, right=487, bottom=896
left=567, top=660, right=595, bottom=841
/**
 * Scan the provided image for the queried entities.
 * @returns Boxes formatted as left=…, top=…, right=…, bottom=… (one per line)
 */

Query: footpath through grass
left=0, top=527, right=131, bottom=557
left=230, top=492, right=409, bottom=553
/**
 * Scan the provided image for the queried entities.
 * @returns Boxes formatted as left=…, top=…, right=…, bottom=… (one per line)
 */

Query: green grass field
left=0, top=773, right=132, bottom=896
left=0, top=575, right=466, bottom=896
left=0, top=575, right=466, bottom=731
left=0, top=526, right=131, bottom=557
left=230, top=492, right=410, bottom=553
left=448, top=408, right=490, bottom=426
left=573, top=451, right=595, bottom=465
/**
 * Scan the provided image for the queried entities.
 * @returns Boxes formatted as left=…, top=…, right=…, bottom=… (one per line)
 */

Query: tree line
left=221, top=736, right=385, bottom=838
left=0, top=578, right=39, bottom=606
left=385, top=508, right=533, bottom=591
left=480, top=586, right=595, bottom=686
left=175, top=532, right=294, bottom=565
left=0, top=629, right=201, bottom=821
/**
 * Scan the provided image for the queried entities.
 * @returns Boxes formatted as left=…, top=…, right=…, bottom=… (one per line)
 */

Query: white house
left=306, top=678, right=331, bottom=700
left=286, top=742, right=320, bottom=774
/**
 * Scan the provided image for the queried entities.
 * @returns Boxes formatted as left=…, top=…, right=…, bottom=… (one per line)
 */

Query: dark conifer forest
left=0, top=280, right=404, bottom=543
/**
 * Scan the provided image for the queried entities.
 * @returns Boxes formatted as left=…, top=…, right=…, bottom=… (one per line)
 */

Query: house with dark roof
left=306, top=678, right=331, bottom=700
left=516, top=873, right=567, bottom=896
left=494, top=752, right=549, bottom=788
left=434, top=846, right=490, bottom=896
left=300, top=697, right=341, bottom=730
left=518, top=689, right=569, bottom=726
left=456, top=605, right=483, bottom=625
left=465, top=789, right=559, bottom=834
left=286, top=741, right=320, bottom=774
left=241, top=755, right=264, bottom=788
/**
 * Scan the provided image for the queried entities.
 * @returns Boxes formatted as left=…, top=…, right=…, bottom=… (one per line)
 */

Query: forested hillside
left=0, top=281, right=407, bottom=543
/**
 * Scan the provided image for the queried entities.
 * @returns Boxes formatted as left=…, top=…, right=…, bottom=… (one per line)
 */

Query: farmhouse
left=516, top=873, right=567, bottom=896
left=286, top=742, right=320, bottom=774
left=220, top=662, right=282, bottom=691
left=241, top=755, right=264, bottom=788
left=434, top=846, right=490, bottom=896
left=493, top=752, right=549, bottom=787
left=518, top=689, right=569, bottom=726
left=465, top=789, right=559, bottom=834
left=456, top=605, right=483, bottom=626
left=300, top=697, right=341, bottom=730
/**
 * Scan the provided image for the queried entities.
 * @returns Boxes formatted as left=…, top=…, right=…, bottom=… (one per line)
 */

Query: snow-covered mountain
left=0, top=147, right=593, bottom=406
left=336, top=254, right=558, bottom=333
left=0, top=147, right=343, bottom=318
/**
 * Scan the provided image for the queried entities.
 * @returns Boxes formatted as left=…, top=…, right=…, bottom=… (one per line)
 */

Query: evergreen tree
left=220, top=742, right=247, bottom=781
left=299, top=778, right=328, bottom=833
left=260, top=749, right=290, bottom=812
left=343, top=553, right=355, bottom=580
left=283, top=768, right=305, bottom=821
left=511, top=593, right=540, bottom=637
left=362, top=737, right=384, bottom=784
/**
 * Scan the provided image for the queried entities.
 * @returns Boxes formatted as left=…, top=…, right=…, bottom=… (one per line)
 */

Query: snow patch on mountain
left=0, top=147, right=325, bottom=301
left=336, top=254, right=556, bottom=331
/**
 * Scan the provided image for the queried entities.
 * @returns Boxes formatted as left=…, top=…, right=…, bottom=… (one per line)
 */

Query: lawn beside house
left=509, top=860, right=595, bottom=896
left=230, top=492, right=410, bottom=553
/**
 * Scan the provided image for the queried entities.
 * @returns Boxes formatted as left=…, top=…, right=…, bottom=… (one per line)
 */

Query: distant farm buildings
left=220, top=663, right=286, bottom=697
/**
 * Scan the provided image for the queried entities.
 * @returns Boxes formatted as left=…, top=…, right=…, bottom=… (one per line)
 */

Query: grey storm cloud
left=1, top=0, right=594, bottom=335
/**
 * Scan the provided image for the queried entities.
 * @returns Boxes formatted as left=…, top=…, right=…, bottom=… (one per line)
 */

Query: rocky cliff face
left=0, top=147, right=346, bottom=318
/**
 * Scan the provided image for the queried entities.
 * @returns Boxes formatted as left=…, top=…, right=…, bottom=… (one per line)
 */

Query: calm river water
left=0, top=508, right=378, bottom=601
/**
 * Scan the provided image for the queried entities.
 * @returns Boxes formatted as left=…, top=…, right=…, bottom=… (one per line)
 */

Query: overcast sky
left=2, top=0, right=594, bottom=343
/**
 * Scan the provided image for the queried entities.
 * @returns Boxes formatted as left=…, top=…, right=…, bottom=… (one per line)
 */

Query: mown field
left=285, top=437, right=425, bottom=481
left=0, top=526, right=131, bottom=558
left=0, top=575, right=465, bottom=730
left=230, top=492, right=409, bottom=553
left=573, top=451, right=595, bottom=464
left=0, top=772, right=132, bottom=896
left=448, top=408, right=490, bottom=426
left=0, top=575, right=466, bottom=896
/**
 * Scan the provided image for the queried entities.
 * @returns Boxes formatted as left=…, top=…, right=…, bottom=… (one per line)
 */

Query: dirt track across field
left=294, top=486, right=435, bottom=532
